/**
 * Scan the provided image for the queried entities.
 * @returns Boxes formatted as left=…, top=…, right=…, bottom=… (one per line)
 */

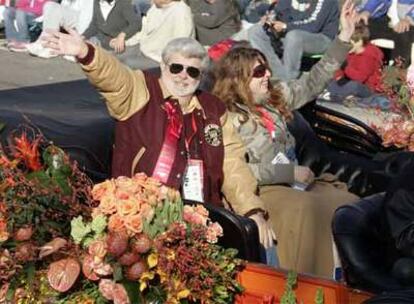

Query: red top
left=335, top=43, right=384, bottom=92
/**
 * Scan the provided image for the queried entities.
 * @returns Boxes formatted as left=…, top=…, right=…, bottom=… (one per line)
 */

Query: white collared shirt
left=100, top=0, right=116, bottom=21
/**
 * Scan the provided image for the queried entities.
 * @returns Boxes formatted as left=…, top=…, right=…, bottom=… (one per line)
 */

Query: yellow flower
left=166, top=250, right=175, bottom=261
left=157, top=269, right=168, bottom=283
left=139, top=271, right=155, bottom=291
left=177, top=289, right=190, bottom=299
left=147, top=253, right=158, bottom=268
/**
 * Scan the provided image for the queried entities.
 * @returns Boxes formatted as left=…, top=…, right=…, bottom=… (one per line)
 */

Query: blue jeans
left=248, top=24, right=331, bottom=80
left=3, top=7, right=36, bottom=42
left=327, top=80, right=373, bottom=100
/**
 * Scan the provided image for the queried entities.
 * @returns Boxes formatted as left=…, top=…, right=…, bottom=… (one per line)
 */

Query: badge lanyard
left=256, top=106, right=276, bottom=140
left=182, top=112, right=204, bottom=203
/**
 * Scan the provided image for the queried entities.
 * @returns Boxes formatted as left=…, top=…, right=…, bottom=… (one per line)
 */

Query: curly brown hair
left=211, top=47, right=292, bottom=124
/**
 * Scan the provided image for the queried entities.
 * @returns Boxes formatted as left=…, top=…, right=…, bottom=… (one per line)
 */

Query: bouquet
left=0, top=130, right=245, bottom=304
left=374, top=63, right=414, bottom=150
left=0, top=130, right=93, bottom=303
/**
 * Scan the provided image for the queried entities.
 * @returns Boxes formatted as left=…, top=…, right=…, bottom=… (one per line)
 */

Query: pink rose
left=206, top=222, right=223, bottom=244
left=99, top=279, right=115, bottom=300
left=113, top=283, right=131, bottom=304
left=88, top=239, right=107, bottom=259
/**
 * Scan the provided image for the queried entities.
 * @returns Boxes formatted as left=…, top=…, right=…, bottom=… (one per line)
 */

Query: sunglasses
left=252, top=64, right=268, bottom=78
left=168, top=63, right=202, bottom=79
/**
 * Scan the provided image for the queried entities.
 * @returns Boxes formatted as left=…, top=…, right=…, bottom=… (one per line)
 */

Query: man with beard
left=41, top=34, right=276, bottom=261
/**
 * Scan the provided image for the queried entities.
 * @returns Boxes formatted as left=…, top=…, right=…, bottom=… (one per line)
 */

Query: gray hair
left=161, top=37, right=209, bottom=70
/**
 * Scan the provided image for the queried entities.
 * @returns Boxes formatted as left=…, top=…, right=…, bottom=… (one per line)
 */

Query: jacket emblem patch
left=204, top=124, right=222, bottom=147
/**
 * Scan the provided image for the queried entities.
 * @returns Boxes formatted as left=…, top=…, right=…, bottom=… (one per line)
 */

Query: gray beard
left=161, top=75, right=200, bottom=98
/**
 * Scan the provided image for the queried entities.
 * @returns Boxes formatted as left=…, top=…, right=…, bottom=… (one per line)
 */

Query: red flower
left=13, top=133, right=42, bottom=171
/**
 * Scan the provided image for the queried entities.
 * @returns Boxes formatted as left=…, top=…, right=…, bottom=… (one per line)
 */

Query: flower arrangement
left=0, top=130, right=93, bottom=303
left=0, top=130, right=245, bottom=303
left=374, top=63, right=414, bottom=151
left=46, top=174, right=245, bottom=304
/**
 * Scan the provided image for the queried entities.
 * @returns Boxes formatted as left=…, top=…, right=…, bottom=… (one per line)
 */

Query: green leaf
left=315, top=287, right=324, bottom=304
left=70, top=216, right=92, bottom=244
left=122, top=280, right=142, bottom=304
left=91, top=215, right=107, bottom=235
left=113, top=263, right=124, bottom=282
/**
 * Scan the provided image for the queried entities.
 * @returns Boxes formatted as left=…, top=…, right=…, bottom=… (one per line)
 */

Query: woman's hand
left=41, top=27, right=88, bottom=59
left=249, top=213, right=276, bottom=249
left=109, top=32, right=126, bottom=53
left=294, top=166, right=315, bottom=185
left=338, top=0, right=359, bottom=43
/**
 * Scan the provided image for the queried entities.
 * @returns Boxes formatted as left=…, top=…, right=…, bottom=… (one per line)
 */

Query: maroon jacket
left=111, top=72, right=226, bottom=206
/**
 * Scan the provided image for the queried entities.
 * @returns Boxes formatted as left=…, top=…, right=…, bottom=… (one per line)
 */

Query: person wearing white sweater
left=27, top=0, right=94, bottom=59
left=119, top=0, right=195, bottom=69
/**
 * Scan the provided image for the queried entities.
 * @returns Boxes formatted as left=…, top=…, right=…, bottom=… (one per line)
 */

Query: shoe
left=26, top=41, right=44, bottom=55
left=31, top=46, right=58, bottom=59
left=8, top=41, right=29, bottom=53
left=63, top=55, right=76, bottom=62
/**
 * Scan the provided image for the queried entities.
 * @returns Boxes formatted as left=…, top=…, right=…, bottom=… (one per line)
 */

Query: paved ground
left=0, top=36, right=86, bottom=91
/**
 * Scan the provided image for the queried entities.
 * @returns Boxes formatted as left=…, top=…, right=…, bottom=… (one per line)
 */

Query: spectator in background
left=27, top=0, right=94, bottom=59
left=3, top=0, right=49, bottom=52
left=326, top=21, right=384, bottom=101
left=121, top=0, right=194, bottom=70
left=185, top=0, right=241, bottom=46
left=132, top=0, right=151, bottom=15
left=246, top=0, right=340, bottom=81
left=240, top=0, right=275, bottom=23
left=358, top=0, right=414, bottom=66
left=83, top=0, right=141, bottom=54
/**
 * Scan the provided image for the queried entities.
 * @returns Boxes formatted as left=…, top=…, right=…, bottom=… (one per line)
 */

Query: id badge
left=271, top=152, right=290, bottom=165
left=182, top=159, right=204, bottom=203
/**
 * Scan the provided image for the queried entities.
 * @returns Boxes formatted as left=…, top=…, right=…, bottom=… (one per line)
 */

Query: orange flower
left=108, top=214, right=126, bottom=233
left=98, top=196, right=117, bottom=215
left=13, top=133, right=42, bottom=171
left=139, top=203, right=154, bottom=222
left=124, top=214, right=143, bottom=235
left=116, top=198, right=139, bottom=217
left=92, top=180, right=116, bottom=201
left=0, top=202, right=7, bottom=214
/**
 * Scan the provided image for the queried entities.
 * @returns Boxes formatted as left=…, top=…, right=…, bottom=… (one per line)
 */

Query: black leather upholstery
left=290, top=111, right=414, bottom=197
left=186, top=202, right=261, bottom=262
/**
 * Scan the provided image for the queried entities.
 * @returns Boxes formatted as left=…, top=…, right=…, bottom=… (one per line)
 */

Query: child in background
left=326, top=21, right=384, bottom=101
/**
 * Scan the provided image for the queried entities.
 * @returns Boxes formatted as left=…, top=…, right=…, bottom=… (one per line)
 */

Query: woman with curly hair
left=211, top=0, right=359, bottom=277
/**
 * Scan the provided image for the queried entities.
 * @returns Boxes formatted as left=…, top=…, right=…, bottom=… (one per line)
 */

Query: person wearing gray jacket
left=211, top=0, right=360, bottom=277
left=185, top=0, right=241, bottom=46
left=83, top=0, right=142, bottom=52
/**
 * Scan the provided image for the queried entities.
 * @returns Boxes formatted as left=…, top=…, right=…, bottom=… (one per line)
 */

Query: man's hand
left=338, top=0, right=359, bottom=43
left=357, top=10, right=371, bottom=25
left=109, top=32, right=126, bottom=53
left=249, top=213, right=276, bottom=249
left=272, top=21, right=287, bottom=32
left=393, top=18, right=411, bottom=33
left=41, top=27, right=88, bottom=58
left=294, top=166, right=315, bottom=185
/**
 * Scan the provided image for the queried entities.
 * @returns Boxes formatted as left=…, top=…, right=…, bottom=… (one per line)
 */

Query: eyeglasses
left=252, top=64, right=268, bottom=78
left=167, top=63, right=202, bottom=79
